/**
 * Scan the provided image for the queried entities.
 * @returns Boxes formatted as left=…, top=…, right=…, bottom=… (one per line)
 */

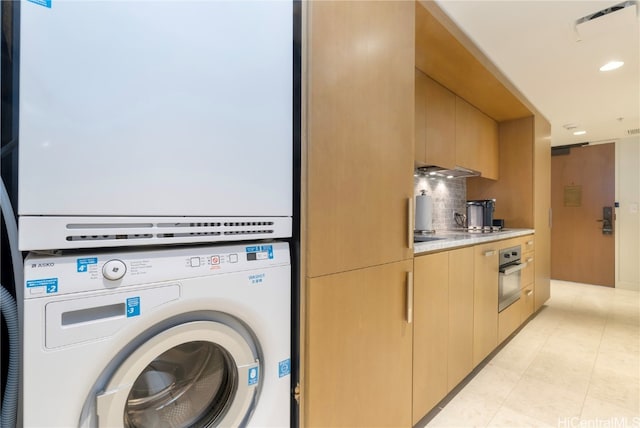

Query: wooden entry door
left=551, top=143, right=615, bottom=287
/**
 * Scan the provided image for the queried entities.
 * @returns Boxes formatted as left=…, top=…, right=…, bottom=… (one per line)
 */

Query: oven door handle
left=500, top=262, right=527, bottom=275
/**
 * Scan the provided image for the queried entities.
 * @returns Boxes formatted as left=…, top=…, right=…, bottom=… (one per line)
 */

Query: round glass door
left=124, top=341, right=237, bottom=427
left=95, top=321, right=260, bottom=428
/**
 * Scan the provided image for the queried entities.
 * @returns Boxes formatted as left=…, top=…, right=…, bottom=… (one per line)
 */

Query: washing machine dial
left=102, top=259, right=127, bottom=281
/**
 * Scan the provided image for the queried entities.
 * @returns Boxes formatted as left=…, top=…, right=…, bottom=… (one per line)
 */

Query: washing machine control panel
left=24, top=242, right=290, bottom=297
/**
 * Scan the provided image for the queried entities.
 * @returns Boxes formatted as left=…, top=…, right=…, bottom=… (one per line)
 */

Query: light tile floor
left=424, top=280, right=640, bottom=428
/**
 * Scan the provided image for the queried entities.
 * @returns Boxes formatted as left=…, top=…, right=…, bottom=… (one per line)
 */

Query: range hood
left=416, top=165, right=481, bottom=179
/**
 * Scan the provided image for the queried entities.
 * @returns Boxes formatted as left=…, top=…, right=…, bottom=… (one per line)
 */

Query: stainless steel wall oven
left=498, top=245, right=525, bottom=312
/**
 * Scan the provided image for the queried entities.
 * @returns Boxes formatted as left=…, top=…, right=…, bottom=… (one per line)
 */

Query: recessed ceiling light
left=573, top=130, right=587, bottom=136
left=600, top=61, right=624, bottom=71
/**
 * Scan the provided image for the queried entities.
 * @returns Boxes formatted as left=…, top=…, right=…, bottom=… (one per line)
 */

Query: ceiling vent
left=627, top=128, right=640, bottom=135
left=574, top=0, right=638, bottom=41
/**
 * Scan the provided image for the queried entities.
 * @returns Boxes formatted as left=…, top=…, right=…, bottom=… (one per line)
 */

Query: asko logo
left=31, top=263, right=55, bottom=268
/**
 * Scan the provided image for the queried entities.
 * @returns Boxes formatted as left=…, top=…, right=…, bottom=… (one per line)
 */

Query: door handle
left=596, top=206, right=613, bottom=235
left=406, top=272, right=413, bottom=324
left=408, top=197, right=414, bottom=250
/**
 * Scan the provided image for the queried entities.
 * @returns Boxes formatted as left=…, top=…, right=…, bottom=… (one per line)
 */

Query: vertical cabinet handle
left=549, top=207, right=553, bottom=228
left=408, top=197, right=414, bottom=250
left=527, top=257, right=534, bottom=263
left=406, top=271, right=413, bottom=324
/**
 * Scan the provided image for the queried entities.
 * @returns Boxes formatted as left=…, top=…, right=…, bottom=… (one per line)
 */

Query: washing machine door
left=95, top=321, right=260, bottom=427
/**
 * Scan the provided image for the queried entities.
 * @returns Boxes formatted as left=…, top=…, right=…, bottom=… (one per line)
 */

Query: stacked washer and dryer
left=18, top=1, right=294, bottom=427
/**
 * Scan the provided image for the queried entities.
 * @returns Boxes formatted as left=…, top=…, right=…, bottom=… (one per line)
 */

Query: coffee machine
left=466, top=199, right=496, bottom=231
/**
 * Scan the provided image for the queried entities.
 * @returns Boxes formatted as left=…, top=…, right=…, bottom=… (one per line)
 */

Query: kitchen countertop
left=414, top=228, right=534, bottom=255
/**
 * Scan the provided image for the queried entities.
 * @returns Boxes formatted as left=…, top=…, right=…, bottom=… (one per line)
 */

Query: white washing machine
left=22, top=242, right=290, bottom=427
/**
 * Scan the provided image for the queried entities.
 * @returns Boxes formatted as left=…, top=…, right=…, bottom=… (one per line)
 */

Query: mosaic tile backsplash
left=414, top=175, right=467, bottom=231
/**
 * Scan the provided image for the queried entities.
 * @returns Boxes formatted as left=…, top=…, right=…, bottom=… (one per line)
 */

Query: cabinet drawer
left=521, top=237, right=535, bottom=253
left=498, top=299, right=521, bottom=344
left=521, top=284, right=535, bottom=322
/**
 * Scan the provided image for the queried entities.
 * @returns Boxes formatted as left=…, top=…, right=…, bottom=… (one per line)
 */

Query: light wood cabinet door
left=307, top=0, right=415, bottom=277
left=413, top=252, right=448, bottom=424
left=415, top=70, right=456, bottom=168
left=473, top=242, right=499, bottom=366
left=455, top=97, right=498, bottom=179
left=521, top=284, right=535, bottom=323
left=448, top=246, right=474, bottom=391
left=498, top=298, right=522, bottom=343
left=534, top=116, right=551, bottom=310
left=455, top=97, right=480, bottom=173
left=306, top=260, right=413, bottom=428
left=522, top=254, right=535, bottom=289
left=477, top=108, right=499, bottom=180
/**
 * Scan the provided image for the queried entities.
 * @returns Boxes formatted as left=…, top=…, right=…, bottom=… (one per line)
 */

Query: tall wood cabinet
left=467, top=116, right=551, bottom=311
left=305, top=1, right=415, bottom=426
left=306, top=0, right=414, bottom=278
left=533, top=117, right=551, bottom=310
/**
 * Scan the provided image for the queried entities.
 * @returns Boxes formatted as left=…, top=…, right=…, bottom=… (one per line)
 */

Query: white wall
left=615, top=136, right=640, bottom=290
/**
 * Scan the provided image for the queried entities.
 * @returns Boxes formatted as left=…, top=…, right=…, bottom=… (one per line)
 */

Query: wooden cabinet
left=533, top=117, right=551, bottom=310
left=498, top=299, right=522, bottom=343
left=467, top=116, right=551, bottom=311
left=520, top=236, right=535, bottom=294
left=521, top=284, right=535, bottom=322
left=447, top=246, right=474, bottom=390
left=304, top=2, right=416, bottom=426
left=473, top=241, right=499, bottom=366
left=306, top=260, right=413, bottom=428
left=306, top=0, right=415, bottom=278
left=455, top=97, right=499, bottom=180
left=413, top=252, right=448, bottom=424
left=415, top=70, right=498, bottom=178
left=413, top=246, right=473, bottom=423
left=498, top=235, right=534, bottom=342
left=415, top=70, right=456, bottom=169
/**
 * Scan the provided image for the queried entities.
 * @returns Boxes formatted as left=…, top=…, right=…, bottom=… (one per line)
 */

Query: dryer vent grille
left=66, top=234, right=153, bottom=242
left=21, top=216, right=292, bottom=250
left=63, top=219, right=278, bottom=245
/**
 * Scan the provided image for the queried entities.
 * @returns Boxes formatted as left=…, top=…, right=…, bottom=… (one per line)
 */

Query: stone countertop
left=413, top=228, right=535, bottom=255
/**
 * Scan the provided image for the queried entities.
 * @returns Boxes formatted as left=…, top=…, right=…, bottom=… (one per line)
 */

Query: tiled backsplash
left=414, top=175, right=466, bottom=231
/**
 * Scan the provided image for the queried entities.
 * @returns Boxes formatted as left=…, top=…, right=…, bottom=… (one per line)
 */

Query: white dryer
left=18, top=0, right=293, bottom=251
left=22, top=242, right=290, bottom=427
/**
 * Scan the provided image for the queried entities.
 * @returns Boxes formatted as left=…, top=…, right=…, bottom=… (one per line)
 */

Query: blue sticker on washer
left=245, top=245, right=273, bottom=261
left=26, top=278, right=58, bottom=293
left=77, top=257, right=98, bottom=273
left=126, top=297, right=140, bottom=317
left=248, top=366, right=259, bottom=385
left=27, top=0, right=52, bottom=8
left=278, top=359, right=291, bottom=378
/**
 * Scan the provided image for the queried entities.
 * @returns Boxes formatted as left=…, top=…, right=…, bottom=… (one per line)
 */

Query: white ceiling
left=435, top=0, right=640, bottom=146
